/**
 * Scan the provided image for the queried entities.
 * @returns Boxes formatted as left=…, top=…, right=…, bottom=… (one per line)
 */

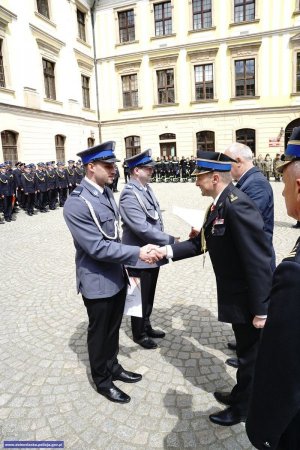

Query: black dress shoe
left=292, top=222, right=300, bottom=229
left=133, top=336, right=158, bottom=349
left=214, top=391, right=234, bottom=406
left=97, top=384, right=130, bottom=403
left=225, top=358, right=239, bottom=369
left=227, top=341, right=237, bottom=351
left=113, top=370, right=142, bottom=383
left=146, top=327, right=165, bottom=338
left=209, top=407, right=246, bottom=426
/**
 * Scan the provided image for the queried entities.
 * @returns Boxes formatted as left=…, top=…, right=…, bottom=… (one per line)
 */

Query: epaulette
left=71, top=186, right=83, bottom=196
left=125, top=184, right=133, bottom=190
left=229, top=192, right=239, bottom=202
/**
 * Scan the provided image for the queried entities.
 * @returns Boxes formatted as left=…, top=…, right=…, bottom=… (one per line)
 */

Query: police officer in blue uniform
left=21, top=164, right=37, bottom=216
left=119, top=150, right=176, bottom=349
left=46, top=162, right=57, bottom=210
left=56, top=162, right=68, bottom=207
left=63, top=141, right=160, bottom=404
left=35, top=163, right=48, bottom=212
left=158, top=151, right=273, bottom=426
left=246, top=127, right=300, bottom=450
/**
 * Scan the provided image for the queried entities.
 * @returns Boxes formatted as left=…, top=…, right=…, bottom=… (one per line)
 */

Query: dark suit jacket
left=171, top=183, right=272, bottom=324
left=236, top=167, right=274, bottom=240
left=246, top=237, right=300, bottom=450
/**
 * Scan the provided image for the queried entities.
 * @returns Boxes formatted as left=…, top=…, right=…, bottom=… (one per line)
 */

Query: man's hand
left=252, top=316, right=266, bottom=329
left=139, top=244, right=162, bottom=264
left=189, top=227, right=200, bottom=239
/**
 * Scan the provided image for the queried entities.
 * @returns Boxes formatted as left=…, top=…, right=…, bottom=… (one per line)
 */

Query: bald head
left=224, top=143, right=254, bottom=181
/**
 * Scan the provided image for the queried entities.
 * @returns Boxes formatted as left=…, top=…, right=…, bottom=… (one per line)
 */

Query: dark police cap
left=277, top=126, right=300, bottom=172
left=0, top=163, right=6, bottom=168
left=67, top=160, right=75, bottom=164
left=125, top=149, right=155, bottom=169
left=192, top=151, right=236, bottom=176
left=77, top=141, right=119, bottom=165
left=37, top=162, right=45, bottom=167
left=4, top=160, right=12, bottom=165
left=57, top=161, right=65, bottom=166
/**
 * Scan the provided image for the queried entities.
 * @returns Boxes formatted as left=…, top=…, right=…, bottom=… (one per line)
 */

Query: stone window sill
left=118, top=106, right=143, bottom=112
left=230, top=95, right=260, bottom=101
left=229, top=19, right=260, bottom=27
left=44, top=98, right=63, bottom=105
left=0, top=87, right=15, bottom=96
left=115, top=40, right=139, bottom=47
left=190, top=99, right=218, bottom=104
left=150, top=33, right=176, bottom=41
left=188, top=26, right=216, bottom=34
left=153, top=102, right=179, bottom=108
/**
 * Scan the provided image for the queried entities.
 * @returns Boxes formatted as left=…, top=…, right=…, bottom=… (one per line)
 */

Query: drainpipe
left=91, top=0, right=102, bottom=143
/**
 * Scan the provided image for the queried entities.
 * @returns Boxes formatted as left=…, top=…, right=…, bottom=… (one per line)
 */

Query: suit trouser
left=129, top=267, right=160, bottom=340
left=231, top=323, right=261, bottom=414
left=83, top=286, right=126, bottom=389
left=58, top=187, right=68, bottom=206
left=277, top=409, right=300, bottom=450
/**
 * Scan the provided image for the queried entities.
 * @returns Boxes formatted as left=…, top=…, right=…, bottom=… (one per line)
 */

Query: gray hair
left=226, top=143, right=253, bottom=161
left=289, top=160, right=300, bottom=177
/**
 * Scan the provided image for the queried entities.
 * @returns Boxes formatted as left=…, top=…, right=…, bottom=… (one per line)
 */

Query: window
left=195, top=64, right=213, bottom=100
left=0, top=39, right=5, bottom=88
left=192, top=0, right=212, bottom=29
left=77, top=9, right=86, bottom=42
left=157, top=69, right=175, bottom=104
left=1, top=131, right=18, bottom=165
left=118, top=9, right=135, bottom=43
left=236, top=128, right=255, bottom=154
left=55, top=135, right=65, bottom=162
left=122, top=74, right=138, bottom=108
left=37, top=0, right=50, bottom=19
left=81, top=75, right=90, bottom=109
left=297, top=52, right=300, bottom=92
left=234, top=0, right=255, bottom=22
left=196, top=131, right=215, bottom=152
left=88, top=137, right=95, bottom=147
left=235, top=58, right=255, bottom=96
left=159, top=133, right=176, bottom=140
left=125, top=136, right=140, bottom=158
left=154, top=2, right=172, bottom=36
left=43, top=59, right=56, bottom=100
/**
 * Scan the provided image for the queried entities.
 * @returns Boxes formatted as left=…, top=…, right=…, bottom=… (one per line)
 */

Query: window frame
left=196, top=130, right=215, bottom=152
left=235, top=128, right=256, bottom=155
left=192, top=0, right=212, bottom=30
left=42, top=58, right=56, bottom=100
left=156, top=68, right=175, bottom=104
left=154, top=1, right=172, bottom=36
left=118, top=9, right=135, bottom=43
left=234, top=58, right=255, bottom=97
left=125, top=136, right=141, bottom=158
left=55, top=134, right=65, bottom=162
left=0, top=38, right=6, bottom=88
left=229, top=43, right=260, bottom=100
left=194, top=63, right=214, bottom=101
left=36, top=0, right=50, bottom=19
left=234, top=0, right=255, bottom=23
left=121, top=73, right=138, bottom=108
left=149, top=0, right=176, bottom=40
left=77, top=8, right=86, bottom=42
left=81, top=74, right=90, bottom=109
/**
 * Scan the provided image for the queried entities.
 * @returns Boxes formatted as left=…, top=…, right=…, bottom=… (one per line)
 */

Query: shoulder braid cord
left=200, top=203, right=212, bottom=267
left=79, top=194, right=120, bottom=240
left=127, top=184, right=162, bottom=225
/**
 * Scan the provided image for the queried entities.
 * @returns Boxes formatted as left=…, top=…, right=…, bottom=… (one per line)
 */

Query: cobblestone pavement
left=0, top=179, right=298, bottom=450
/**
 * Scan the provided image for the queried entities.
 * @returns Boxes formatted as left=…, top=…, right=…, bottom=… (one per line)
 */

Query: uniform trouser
left=25, top=192, right=35, bottom=213
left=58, top=187, right=68, bottom=206
left=230, top=323, right=261, bottom=415
left=129, top=267, right=160, bottom=340
left=37, top=191, right=48, bottom=211
left=82, top=286, right=126, bottom=389
left=17, top=188, right=25, bottom=208
left=277, top=410, right=300, bottom=450
left=48, top=188, right=57, bottom=209
left=2, top=195, right=13, bottom=219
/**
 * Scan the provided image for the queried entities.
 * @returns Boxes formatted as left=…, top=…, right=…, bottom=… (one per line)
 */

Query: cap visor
left=277, top=160, right=291, bottom=173
left=192, top=168, right=213, bottom=176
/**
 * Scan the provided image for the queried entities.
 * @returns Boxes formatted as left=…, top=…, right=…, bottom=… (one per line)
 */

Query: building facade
left=95, top=0, right=300, bottom=158
left=1, top=0, right=300, bottom=164
left=0, top=0, right=98, bottom=164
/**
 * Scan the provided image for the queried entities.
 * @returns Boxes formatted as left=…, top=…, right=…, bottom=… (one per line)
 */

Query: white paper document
left=124, top=276, right=143, bottom=317
left=172, top=206, right=205, bottom=231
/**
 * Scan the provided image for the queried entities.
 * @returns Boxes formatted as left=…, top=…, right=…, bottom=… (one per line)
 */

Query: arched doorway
left=159, top=133, right=176, bottom=157
left=285, top=118, right=300, bottom=148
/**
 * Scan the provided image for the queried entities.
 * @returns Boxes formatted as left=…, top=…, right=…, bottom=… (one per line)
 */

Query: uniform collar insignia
left=93, top=190, right=99, bottom=196
left=229, top=193, right=238, bottom=202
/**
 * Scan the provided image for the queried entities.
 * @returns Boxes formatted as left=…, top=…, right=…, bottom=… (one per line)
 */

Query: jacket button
left=263, top=443, right=271, bottom=448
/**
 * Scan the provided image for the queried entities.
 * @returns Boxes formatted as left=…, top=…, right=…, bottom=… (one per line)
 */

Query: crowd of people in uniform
left=0, top=160, right=84, bottom=223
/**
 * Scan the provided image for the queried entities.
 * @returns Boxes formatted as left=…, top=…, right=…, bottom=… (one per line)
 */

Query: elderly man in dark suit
left=63, top=142, right=160, bottom=404
left=119, top=150, right=176, bottom=349
left=246, top=127, right=300, bottom=450
left=156, top=151, right=273, bottom=426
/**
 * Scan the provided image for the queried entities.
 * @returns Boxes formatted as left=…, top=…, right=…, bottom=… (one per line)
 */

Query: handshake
left=139, top=244, right=167, bottom=264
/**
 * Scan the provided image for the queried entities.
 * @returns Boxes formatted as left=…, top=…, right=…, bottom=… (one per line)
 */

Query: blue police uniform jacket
left=63, top=178, right=140, bottom=299
left=119, top=178, right=175, bottom=269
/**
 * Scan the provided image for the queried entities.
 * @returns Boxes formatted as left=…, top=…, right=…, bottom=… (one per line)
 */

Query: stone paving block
left=0, top=182, right=290, bottom=449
